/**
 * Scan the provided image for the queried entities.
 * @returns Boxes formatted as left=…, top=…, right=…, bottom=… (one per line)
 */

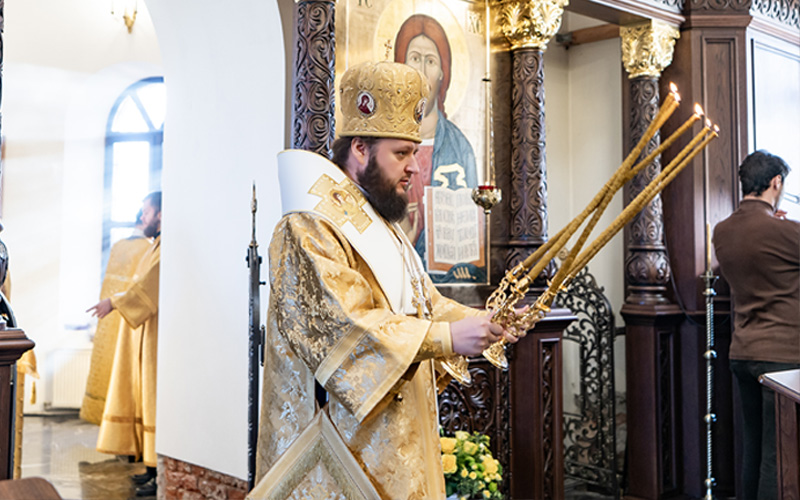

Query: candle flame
left=713, top=124, right=720, bottom=133
left=694, top=103, right=704, bottom=116
left=670, top=82, right=680, bottom=103
left=705, top=118, right=712, bottom=128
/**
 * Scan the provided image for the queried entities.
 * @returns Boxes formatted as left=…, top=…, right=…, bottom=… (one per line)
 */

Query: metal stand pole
left=702, top=268, right=718, bottom=499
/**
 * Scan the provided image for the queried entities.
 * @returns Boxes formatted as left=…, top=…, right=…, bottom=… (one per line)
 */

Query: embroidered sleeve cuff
left=413, top=322, right=453, bottom=362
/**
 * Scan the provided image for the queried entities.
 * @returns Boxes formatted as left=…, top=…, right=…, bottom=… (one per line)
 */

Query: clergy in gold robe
left=81, top=223, right=151, bottom=424
left=255, top=62, right=512, bottom=499
left=88, top=192, right=161, bottom=472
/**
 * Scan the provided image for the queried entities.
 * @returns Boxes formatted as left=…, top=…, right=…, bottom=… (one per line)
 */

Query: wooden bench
left=0, top=477, right=63, bottom=500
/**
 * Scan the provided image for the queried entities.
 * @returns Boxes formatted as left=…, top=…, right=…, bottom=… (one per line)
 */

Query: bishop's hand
left=450, top=313, right=518, bottom=357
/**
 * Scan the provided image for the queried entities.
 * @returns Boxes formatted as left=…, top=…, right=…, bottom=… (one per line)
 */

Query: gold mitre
left=338, top=61, right=430, bottom=143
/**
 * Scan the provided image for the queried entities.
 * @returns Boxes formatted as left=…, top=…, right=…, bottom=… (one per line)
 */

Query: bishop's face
left=356, top=138, right=420, bottom=222
left=405, top=34, right=442, bottom=117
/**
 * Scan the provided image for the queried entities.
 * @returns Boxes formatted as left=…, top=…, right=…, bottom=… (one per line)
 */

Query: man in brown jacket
left=714, top=150, right=800, bottom=500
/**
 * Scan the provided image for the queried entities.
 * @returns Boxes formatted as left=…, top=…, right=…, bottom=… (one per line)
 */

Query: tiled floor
left=19, top=414, right=154, bottom=500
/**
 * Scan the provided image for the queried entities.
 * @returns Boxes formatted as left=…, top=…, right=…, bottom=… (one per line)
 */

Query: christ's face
left=405, top=35, right=442, bottom=116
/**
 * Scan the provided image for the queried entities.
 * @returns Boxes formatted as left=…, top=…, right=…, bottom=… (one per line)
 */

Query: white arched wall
left=145, top=0, right=286, bottom=479
left=59, top=62, right=164, bottom=332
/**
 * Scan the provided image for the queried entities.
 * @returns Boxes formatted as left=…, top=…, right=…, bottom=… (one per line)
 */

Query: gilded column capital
left=497, top=0, right=569, bottom=51
left=620, top=20, right=680, bottom=79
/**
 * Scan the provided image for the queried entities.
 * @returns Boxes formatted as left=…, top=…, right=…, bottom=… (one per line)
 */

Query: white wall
left=547, top=13, right=624, bottom=323
left=145, top=0, right=285, bottom=479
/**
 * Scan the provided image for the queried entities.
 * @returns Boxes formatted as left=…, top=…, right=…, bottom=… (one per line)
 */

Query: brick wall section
left=158, top=454, right=248, bottom=500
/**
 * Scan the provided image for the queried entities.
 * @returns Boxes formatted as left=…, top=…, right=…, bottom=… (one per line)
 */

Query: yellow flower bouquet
left=440, top=430, right=503, bottom=500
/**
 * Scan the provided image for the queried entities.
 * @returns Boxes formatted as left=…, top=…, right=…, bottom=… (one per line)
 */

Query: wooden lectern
left=759, top=369, right=800, bottom=500
left=0, top=327, right=34, bottom=480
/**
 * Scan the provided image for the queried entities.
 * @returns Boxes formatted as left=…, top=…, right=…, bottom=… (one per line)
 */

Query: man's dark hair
left=739, top=150, right=791, bottom=196
left=144, top=191, right=162, bottom=213
left=331, top=136, right=378, bottom=170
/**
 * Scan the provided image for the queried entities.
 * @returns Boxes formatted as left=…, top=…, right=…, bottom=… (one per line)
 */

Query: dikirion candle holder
left=478, top=87, right=720, bottom=372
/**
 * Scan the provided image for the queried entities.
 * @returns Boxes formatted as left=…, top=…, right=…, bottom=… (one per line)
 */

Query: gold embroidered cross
left=309, top=174, right=372, bottom=233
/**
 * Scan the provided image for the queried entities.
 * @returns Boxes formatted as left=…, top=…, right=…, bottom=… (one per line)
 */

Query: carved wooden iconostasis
left=286, top=0, right=800, bottom=496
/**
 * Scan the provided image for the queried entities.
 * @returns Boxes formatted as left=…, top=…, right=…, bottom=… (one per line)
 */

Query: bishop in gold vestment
left=255, top=62, right=511, bottom=499
left=257, top=209, right=480, bottom=498
left=81, top=233, right=151, bottom=424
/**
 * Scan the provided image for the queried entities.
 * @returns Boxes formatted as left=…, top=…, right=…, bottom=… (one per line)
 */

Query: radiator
left=46, top=348, right=92, bottom=409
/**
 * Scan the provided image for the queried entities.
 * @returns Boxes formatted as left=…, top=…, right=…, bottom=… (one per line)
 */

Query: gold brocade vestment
left=97, top=236, right=160, bottom=466
left=81, top=235, right=151, bottom=424
left=256, top=151, right=479, bottom=499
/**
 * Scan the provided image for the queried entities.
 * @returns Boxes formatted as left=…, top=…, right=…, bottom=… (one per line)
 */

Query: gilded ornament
left=309, top=175, right=372, bottom=233
left=620, top=20, right=680, bottom=79
left=338, top=61, right=430, bottom=143
left=497, top=0, right=569, bottom=51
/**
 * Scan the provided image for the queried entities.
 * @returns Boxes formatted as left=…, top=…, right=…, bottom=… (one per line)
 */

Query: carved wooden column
left=291, top=0, right=336, bottom=156
left=621, top=20, right=679, bottom=306
left=497, top=0, right=567, bottom=285
left=619, top=20, right=684, bottom=500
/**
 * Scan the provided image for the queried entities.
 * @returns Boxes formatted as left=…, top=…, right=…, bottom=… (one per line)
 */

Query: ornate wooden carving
left=291, top=0, right=336, bottom=157
left=439, top=363, right=499, bottom=434
left=507, top=48, right=555, bottom=282
left=624, top=77, right=671, bottom=305
left=655, top=0, right=686, bottom=9
left=439, top=312, right=573, bottom=499
left=751, top=0, right=800, bottom=28
left=688, top=0, right=751, bottom=12
left=541, top=343, right=556, bottom=498
left=439, top=360, right=510, bottom=493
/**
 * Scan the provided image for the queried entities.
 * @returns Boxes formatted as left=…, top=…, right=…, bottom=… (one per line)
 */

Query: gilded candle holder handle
left=440, top=354, right=472, bottom=386
left=482, top=287, right=554, bottom=370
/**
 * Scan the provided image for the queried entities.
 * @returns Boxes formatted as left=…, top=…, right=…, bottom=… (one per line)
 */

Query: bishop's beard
left=357, top=155, right=409, bottom=223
